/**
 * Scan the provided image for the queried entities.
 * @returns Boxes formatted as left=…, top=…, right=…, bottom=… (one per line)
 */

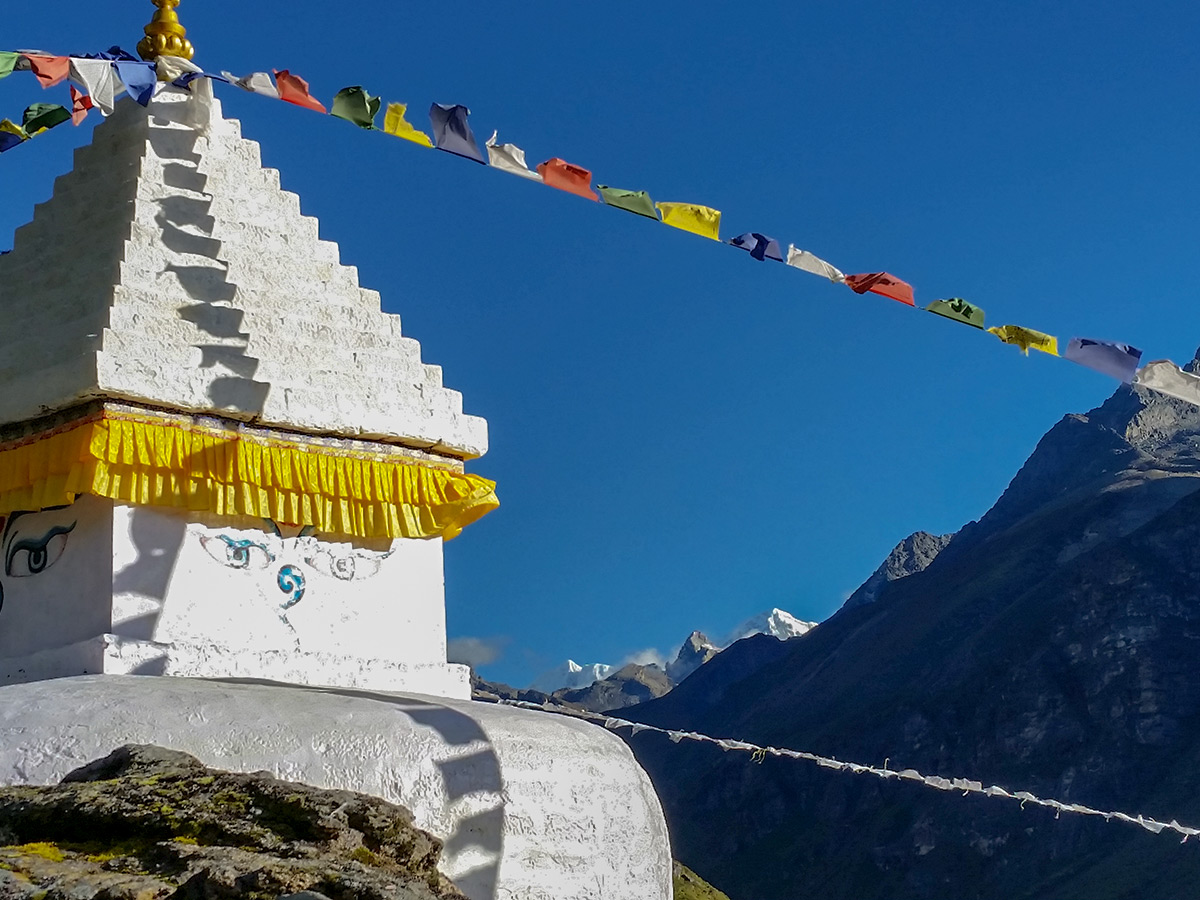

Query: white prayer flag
left=786, top=244, right=845, bottom=282
left=1135, top=360, right=1200, bottom=408
left=485, top=131, right=543, bottom=181
left=68, top=58, right=120, bottom=116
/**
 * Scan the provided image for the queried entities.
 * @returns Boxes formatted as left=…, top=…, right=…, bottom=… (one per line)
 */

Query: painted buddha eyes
left=302, top=548, right=389, bottom=582
left=5, top=523, right=75, bottom=578
left=200, top=535, right=275, bottom=570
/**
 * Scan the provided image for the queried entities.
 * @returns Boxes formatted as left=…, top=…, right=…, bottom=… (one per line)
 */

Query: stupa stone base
left=0, top=675, right=672, bottom=900
left=0, top=634, right=471, bottom=698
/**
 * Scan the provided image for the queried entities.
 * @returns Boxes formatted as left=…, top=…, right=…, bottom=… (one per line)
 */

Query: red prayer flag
left=844, top=272, right=915, bottom=306
left=273, top=69, right=327, bottom=114
left=69, top=85, right=93, bottom=126
left=537, top=157, right=599, bottom=201
left=26, top=55, right=70, bottom=89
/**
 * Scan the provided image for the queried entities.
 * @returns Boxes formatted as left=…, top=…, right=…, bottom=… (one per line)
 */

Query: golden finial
left=137, top=0, right=194, bottom=62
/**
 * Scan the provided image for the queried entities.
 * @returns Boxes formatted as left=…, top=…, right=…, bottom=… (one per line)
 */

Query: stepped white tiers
left=0, top=86, right=487, bottom=455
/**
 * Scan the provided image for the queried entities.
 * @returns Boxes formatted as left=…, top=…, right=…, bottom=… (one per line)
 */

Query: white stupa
left=0, top=7, right=672, bottom=899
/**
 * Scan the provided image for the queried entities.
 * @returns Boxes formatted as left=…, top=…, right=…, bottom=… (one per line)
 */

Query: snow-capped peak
left=528, top=659, right=614, bottom=693
left=720, top=608, right=816, bottom=649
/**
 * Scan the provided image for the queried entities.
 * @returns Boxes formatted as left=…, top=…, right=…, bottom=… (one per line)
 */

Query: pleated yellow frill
left=0, top=406, right=498, bottom=541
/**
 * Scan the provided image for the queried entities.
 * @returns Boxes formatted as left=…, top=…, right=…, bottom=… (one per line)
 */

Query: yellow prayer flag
left=655, top=202, right=722, bottom=241
left=988, top=324, right=1059, bottom=357
left=383, top=102, right=433, bottom=148
left=0, top=118, right=29, bottom=141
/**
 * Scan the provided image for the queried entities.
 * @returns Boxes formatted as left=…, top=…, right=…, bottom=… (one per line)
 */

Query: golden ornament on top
left=137, top=0, right=194, bottom=62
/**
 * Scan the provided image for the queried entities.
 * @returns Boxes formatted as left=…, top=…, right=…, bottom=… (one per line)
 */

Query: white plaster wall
left=0, top=676, right=674, bottom=900
left=111, top=504, right=449, bottom=667
left=0, top=89, right=488, bottom=458
left=0, top=498, right=467, bottom=697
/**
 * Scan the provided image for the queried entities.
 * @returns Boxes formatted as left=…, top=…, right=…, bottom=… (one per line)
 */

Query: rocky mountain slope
left=620, top=365, right=1200, bottom=900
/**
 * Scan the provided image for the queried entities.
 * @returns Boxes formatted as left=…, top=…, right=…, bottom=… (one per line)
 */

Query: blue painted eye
left=277, top=565, right=305, bottom=608
left=200, top=535, right=276, bottom=570
left=6, top=523, right=75, bottom=578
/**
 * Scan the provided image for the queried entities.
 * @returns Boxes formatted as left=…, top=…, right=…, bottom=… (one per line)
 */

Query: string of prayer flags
left=537, top=157, right=599, bottom=200
left=730, top=232, right=784, bottom=262
left=223, top=71, right=280, bottom=100
left=384, top=103, right=433, bottom=147
left=273, top=70, right=327, bottom=113
left=786, top=246, right=845, bottom=282
left=657, top=202, right=722, bottom=240
left=1135, top=361, right=1200, bottom=406
left=988, top=324, right=1059, bottom=356
left=0, top=119, right=28, bottom=153
left=25, top=55, right=70, bottom=89
left=486, top=131, right=539, bottom=179
left=926, top=297, right=985, bottom=329
left=0, top=52, right=17, bottom=80
left=70, top=58, right=120, bottom=115
left=22, top=103, right=70, bottom=135
left=845, top=272, right=915, bottom=306
left=69, top=85, right=92, bottom=125
left=113, top=60, right=157, bottom=106
left=1064, top=338, right=1142, bottom=383
left=597, top=186, right=658, bottom=219
left=331, top=86, right=381, bottom=129
left=430, top=103, right=485, bottom=164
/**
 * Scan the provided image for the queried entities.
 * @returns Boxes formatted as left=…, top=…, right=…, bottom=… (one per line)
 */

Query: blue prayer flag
left=114, top=61, right=158, bottom=106
left=429, top=103, right=486, bottom=164
left=729, top=232, right=784, bottom=262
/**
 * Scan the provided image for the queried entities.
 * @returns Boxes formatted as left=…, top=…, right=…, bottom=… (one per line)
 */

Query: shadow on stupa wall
left=217, top=678, right=505, bottom=900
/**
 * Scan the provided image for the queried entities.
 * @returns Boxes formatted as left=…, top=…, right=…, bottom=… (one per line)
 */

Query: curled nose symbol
left=278, top=564, right=305, bottom=608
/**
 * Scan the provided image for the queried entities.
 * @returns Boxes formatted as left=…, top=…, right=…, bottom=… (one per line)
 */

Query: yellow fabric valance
left=0, top=406, right=498, bottom=541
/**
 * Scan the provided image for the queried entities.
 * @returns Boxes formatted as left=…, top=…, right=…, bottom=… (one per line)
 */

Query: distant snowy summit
left=528, top=608, right=816, bottom=692
left=528, top=659, right=614, bottom=694
left=721, top=608, right=815, bottom=648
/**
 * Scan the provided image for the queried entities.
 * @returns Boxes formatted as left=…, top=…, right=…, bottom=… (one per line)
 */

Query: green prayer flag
left=331, top=86, right=381, bottom=129
left=597, top=185, right=659, bottom=220
left=22, top=103, right=71, bottom=136
left=926, top=297, right=985, bottom=329
left=0, top=52, right=18, bottom=80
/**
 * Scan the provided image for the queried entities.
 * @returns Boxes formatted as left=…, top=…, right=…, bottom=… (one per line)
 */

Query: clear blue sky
left=4, top=1, right=1200, bottom=687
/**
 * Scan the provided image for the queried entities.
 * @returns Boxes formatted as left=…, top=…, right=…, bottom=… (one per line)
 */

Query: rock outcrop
left=840, top=531, right=954, bottom=609
left=0, top=744, right=466, bottom=900
left=667, top=632, right=720, bottom=683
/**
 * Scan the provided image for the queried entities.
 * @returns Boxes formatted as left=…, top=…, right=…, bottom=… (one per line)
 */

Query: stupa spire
left=137, top=0, right=194, bottom=62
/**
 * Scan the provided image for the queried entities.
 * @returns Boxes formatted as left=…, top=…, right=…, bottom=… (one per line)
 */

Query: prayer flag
left=70, top=59, right=120, bottom=115
left=0, top=119, right=29, bottom=153
left=273, top=69, right=327, bottom=113
left=845, top=272, right=915, bottom=306
left=1135, top=360, right=1200, bottom=408
left=430, top=103, right=485, bottom=164
left=25, top=55, right=70, bottom=88
left=656, top=202, right=721, bottom=240
left=597, top=185, right=657, bottom=218
left=926, top=297, right=985, bottom=329
left=786, top=245, right=845, bottom=282
left=729, top=232, right=784, bottom=262
left=69, top=85, right=92, bottom=125
left=156, top=55, right=203, bottom=85
left=0, top=52, right=18, bottom=80
left=113, top=60, right=158, bottom=106
left=22, top=103, right=70, bottom=135
left=537, top=157, right=599, bottom=201
left=1064, top=337, right=1142, bottom=383
left=485, top=131, right=539, bottom=179
left=383, top=103, right=434, bottom=147
left=331, top=86, right=381, bottom=129
left=222, top=71, right=280, bottom=100
left=988, top=324, right=1058, bottom=356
